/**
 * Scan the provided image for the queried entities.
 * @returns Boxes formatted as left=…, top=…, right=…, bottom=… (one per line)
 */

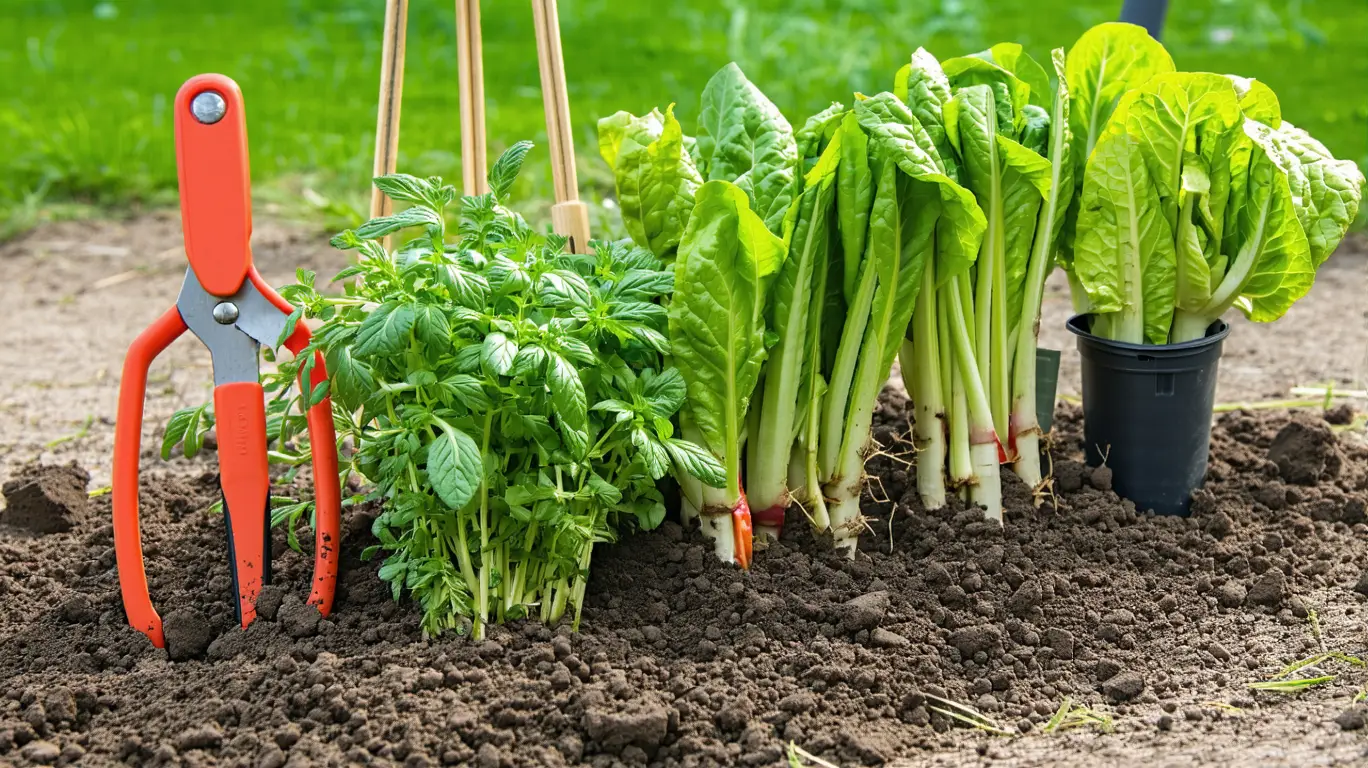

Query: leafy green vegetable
left=598, top=106, right=703, bottom=258
left=1072, top=66, right=1363, bottom=345
left=1008, top=48, right=1075, bottom=491
left=747, top=128, right=842, bottom=531
left=1074, top=125, right=1177, bottom=344
left=1065, top=22, right=1174, bottom=173
left=696, top=63, right=799, bottom=236
left=161, top=402, right=214, bottom=461
left=818, top=92, right=985, bottom=548
left=669, top=179, right=784, bottom=563
left=1060, top=22, right=1174, bottom=310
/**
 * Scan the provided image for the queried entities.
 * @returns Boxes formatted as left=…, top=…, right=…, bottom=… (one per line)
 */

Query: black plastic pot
left=1066, top=314, right=1231, bottom=516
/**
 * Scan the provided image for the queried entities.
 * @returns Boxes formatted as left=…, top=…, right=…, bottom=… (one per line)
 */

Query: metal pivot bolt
left=212, top=302, right=239, bottom=325
left=191, top=91, right=227, bottom=125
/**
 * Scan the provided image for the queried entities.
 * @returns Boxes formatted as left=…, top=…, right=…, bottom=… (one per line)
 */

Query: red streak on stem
left=752, top=504, right=786, bottom=536
left=731, top=491, right=753, bottom=570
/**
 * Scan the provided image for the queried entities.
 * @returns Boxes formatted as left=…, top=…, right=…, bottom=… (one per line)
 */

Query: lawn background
left=3, top=0, right=1365, bottom=235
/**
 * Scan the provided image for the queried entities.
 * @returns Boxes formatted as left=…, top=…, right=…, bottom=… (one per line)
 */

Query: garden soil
left=3, top=217, right=1368, bottom=767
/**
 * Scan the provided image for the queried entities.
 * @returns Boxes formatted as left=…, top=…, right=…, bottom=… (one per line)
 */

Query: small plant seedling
left=44, top=414, right=95, bottom=448
left=787, top=742, right=841, bottom=768
left=925, top=694, right=1015, bottom=737
left=1248, top=649, right=1364, bottom=694
left=1307, top=607, right=1324, bottom=650
left=1042, top=698, right=1116, bottom=734
left=1248, top=675, right=1336, bottom=693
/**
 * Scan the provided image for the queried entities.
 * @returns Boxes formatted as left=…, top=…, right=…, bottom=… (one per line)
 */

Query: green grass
left=3, top=0, right=1365, bottom=236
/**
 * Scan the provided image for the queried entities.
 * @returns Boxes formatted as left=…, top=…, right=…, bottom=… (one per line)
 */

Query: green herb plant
left=166, top=143, right=723, bottom=639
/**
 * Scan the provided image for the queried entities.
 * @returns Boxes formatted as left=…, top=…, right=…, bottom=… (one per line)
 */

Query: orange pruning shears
left=112, top=74, right=341, bottom=648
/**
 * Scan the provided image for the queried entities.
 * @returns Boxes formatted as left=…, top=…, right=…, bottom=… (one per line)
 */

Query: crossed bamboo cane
left=370, top=0, right=591, bottom=253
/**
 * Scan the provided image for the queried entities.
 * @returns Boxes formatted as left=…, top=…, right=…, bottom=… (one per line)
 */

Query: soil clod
left=1246, top=569, right=1289, bottom=609
left=1102, top=672, right=1146, bottom=702
left=840, top=590, right=891, bottom=633
left=1, top=463, right=90, bottom=534
left=1335, top=706, right=1367, bottom=731
left=1268, top=420, right=1342, bottom=485
left=162, top=608, right=212, bottom=661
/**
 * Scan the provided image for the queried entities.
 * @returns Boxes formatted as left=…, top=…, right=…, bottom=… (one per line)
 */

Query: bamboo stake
left=370, top=0, right=409, bottom=243
left=531, top=0, right=591, bottom=253
left=456, top=0, right=489, bottom=196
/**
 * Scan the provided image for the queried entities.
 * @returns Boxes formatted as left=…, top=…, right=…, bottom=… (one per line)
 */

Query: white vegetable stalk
left=748, top=156, right=838, bottom=538
left=700, top=485, right=741, bottom=563
left=1010, top=55, right=1071, bottom=491
left=947, top=275, right=1004, bottom=521
left=826, top=321, right=890, bottom=554
left=791, top=222, right=837, bottom=533
left=819, top=260, right=878, bottom=552
left=941, top=284, right=974, bottom=496
left=965, top=102, right=1013, bottom=456
left=902, top=264, right=947, bottom=510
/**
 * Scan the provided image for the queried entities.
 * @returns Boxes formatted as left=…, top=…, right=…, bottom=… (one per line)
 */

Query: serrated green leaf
left=355, top=206, right=443, bottom=240
left=325, top=345, right=374, bottom=412
left=439, top=264, right=490, bottom=309
left=509, top=344, right=549, bottom=377
left=427, top=424, right=481, bottom=510
left=329, top=230, right=364, bottom=250
left=442, top=374, right=491, bottom=412
left=696, top=62, right=798, bottom=235
left=406, top=370, right=438, bottom=387
left=355, top=302, right=416, bottom=357
left=586, top=472, right=622, bottom=504
left=161, top=404, right=212, bottom=461
left=610, top=269, right=674, bottom=300
left=489, top=140, right=534, bottom=201
left=556, top=337, right=597, bottom=366
left=548, top=353, right=588, bottom=458
left=182, top=403, right=206, bottom=459
left=276, top=306, right=303, bottom=348
left=452, top=344, right=484, bottom=374
left=413, top=305, right=452, bottom=351
left=539, top=270, right=594, bottom=308
left=373, top=173, right=436, bottom=205
left=482, top=333, right=518, bottom=376
left=642, top=368, right=687, bottom=417
left=631, top=427, right=671, bottom=479
left=663, top=438, right=725, bottom=487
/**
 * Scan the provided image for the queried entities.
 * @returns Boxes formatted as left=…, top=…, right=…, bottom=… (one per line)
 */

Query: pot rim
left=1066, top=313, right=1231, bottom=353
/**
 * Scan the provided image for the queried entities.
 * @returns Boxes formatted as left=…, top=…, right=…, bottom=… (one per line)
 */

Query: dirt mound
left=1, top=463, right=91, bottom=534
left=4, top=397, right=1368, bottom=766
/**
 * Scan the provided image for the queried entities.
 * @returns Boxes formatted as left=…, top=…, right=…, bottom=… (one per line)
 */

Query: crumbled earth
left=3, top=218, right=1368, bottom=766
left=4, top=403, right=1368, bottom=766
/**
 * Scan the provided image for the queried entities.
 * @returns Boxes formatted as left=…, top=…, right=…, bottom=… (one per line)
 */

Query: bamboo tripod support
left=367, top=0, right=592, bottom=252
left=531, top=0, right=591, bottom=253
left=370, top=0, right=408, bottom=226
left=456, top=0, right=489, bottom=196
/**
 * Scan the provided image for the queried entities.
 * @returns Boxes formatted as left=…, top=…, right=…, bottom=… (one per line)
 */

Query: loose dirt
left=2, top=217, right=1368, bottom=767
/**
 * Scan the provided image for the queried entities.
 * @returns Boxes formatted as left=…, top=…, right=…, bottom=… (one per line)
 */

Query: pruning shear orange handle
left=112, top=74, right=341, bottom=648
